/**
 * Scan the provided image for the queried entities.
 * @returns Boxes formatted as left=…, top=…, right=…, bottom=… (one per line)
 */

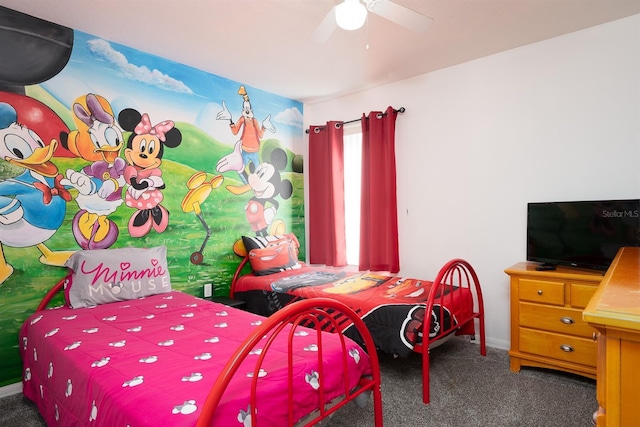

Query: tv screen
left=527, top=199, right=640, bottom=271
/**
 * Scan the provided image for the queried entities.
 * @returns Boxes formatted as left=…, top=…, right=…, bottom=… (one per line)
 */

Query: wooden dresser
left=505, top=262, right=604, bottom=378
left=583, top=246, right=640, bottom=427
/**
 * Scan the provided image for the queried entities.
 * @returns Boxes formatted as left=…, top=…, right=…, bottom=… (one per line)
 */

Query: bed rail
left=196, top=297, right=384, bottom=427
left=413, top=258, right=486, bottom=403
left=35, top=274, right=70, bottom=311
left=229, top=256, right=249, bottom=298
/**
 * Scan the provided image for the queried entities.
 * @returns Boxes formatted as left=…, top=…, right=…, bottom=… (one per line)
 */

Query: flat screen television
left=527, top=199, right=640, bottom=271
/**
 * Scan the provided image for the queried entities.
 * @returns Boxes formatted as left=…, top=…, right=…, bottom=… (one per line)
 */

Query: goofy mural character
left=60, top=93, right=126, bottom=249
left=118, top=108, right=182, bottom=238
left=215, top=85, right=276, bottom=184
left=0, top=102, right=74, bottom=283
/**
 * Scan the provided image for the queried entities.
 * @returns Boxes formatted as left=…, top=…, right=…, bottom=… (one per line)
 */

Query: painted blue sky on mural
left=41, top=30, right=304, bottom=147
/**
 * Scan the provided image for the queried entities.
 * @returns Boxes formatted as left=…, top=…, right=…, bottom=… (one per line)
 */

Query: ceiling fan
left=312, top=0, right=434, bottom=43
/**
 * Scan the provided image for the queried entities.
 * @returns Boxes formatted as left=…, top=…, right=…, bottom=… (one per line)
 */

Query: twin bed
left=232, top=234, right=487, bottom=404
left=20, top=237, right=486, bottom=426
left=20, top=246, right=382, bottom=426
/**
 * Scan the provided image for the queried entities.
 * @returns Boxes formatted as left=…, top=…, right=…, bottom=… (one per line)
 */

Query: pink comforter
left=20, top=291, right=370, bottom=426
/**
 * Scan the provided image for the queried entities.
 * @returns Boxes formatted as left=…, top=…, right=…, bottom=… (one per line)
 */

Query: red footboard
left=413, top=258, right=486, bottom=403
left=197, top=297, right=384, bottom=427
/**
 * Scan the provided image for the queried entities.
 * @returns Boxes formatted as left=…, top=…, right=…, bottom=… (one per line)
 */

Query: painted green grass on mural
left=0, top=90, right=305, bottom=385
left=0, top=159, right=304, bottom=386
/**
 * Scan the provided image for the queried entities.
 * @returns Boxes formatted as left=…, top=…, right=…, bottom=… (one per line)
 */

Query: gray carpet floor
left=330, top=336, right=596, bottom=426
left=0, top=336, right=596, bottom=426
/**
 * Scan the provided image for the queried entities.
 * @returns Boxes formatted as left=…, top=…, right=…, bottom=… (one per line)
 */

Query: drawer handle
left=593, top=332, right=598, bottom=341
left=560, top=344, right=574, bottom=353
left=560, top=317, right=575, bottom=325
left=537, top=290, right=543, bottom=295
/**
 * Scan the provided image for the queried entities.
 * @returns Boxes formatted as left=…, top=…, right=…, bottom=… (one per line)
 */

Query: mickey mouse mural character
left=216, top=85, right=276, bottom=183
left=117, top=108, right=182, bottom=237
left=243, top=148, right=292, bottom=236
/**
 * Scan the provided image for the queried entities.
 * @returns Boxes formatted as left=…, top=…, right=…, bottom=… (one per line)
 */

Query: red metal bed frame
left=413, top=258, right=486, bottom=403
left=231, top=256, right=486, bottom=404
left=34, top=281, right=384, bottom=426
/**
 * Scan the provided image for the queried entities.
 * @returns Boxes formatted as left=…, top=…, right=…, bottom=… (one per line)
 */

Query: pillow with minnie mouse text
left=64, top=246, right=171, bottom=308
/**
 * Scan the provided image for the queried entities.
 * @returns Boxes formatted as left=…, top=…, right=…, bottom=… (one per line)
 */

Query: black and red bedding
left=232, top=263, right=476, bottom=358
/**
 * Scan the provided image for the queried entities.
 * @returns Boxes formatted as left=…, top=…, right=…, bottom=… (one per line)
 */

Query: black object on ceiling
left=0, top=6, right=73, bottom=92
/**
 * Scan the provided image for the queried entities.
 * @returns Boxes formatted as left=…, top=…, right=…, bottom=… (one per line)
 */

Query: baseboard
left=485, top=336, right=510, bottom=351
left=455, top=333, right=511, bottom=351
left=466, top=334, right=510, bottom=351
left=0, top=382, right=22, bottom=398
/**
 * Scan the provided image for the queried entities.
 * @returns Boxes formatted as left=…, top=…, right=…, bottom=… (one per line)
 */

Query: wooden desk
left=583, top=246, right=640, bottom=427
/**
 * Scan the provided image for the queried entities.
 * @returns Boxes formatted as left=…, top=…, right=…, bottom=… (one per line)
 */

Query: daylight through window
left=343, top=129, right=362, bottom=266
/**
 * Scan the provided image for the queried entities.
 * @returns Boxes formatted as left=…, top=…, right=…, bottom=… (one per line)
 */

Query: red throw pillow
left=248, top=236, right=301, bottom=276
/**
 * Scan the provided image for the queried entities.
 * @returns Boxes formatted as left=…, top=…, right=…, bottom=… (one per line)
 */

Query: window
left=343, top=128, right=362, bottom=266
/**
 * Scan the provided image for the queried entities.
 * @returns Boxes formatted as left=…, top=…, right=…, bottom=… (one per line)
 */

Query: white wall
left=303, top=14, right=640, bottom=349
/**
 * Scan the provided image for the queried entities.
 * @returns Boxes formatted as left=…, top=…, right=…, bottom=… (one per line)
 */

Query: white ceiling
left=1, top=0, right=640, bottom=104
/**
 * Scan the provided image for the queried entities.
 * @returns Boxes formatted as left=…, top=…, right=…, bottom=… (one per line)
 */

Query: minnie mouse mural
left=117, top=108, right=182, bottom=238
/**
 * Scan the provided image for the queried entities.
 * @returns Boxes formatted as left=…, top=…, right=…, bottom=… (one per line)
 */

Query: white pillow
left=64, top=246, right=171, bottom=308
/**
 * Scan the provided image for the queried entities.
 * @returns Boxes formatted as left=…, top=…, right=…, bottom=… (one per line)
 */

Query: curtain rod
left=305, top=107, right=405, bottom=134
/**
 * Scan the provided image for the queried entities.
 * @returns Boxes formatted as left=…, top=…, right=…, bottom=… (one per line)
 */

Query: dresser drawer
left=519, top=279, right=565, bottom=306
left=519, top=328, right=596, bottom=367
left=519, top=302, right=596, bottom=338
left=570, top=283, right=598, bottom=309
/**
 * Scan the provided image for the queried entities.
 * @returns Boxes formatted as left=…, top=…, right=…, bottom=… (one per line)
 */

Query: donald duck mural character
left=0, top=101, right=75, bottom=283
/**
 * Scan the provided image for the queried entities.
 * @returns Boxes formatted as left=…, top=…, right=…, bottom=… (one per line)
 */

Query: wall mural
left=0, top=6, right=304, bottom=386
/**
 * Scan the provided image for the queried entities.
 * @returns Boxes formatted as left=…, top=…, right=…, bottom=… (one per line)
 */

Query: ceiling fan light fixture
left=335, top=0, right=367, bottom=31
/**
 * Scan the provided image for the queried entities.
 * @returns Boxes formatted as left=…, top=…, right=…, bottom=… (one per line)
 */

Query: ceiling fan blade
left=312, top=6, right=338, bottom=44
left=366, top=0, right=433, bottom=33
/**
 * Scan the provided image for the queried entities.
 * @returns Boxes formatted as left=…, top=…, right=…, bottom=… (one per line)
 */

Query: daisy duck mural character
left=0, top=101, right=75, bottom=283
left=60, top=93, right=126, bottom=249
left=118, top=108, right=182, bottom=238
left=216, top=85, right=276, bottom=184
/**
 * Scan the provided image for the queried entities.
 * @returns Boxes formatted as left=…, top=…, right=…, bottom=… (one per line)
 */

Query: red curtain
left=307, top=121, right=347, bottom=266
left=359, top=106, right=399, bottom=273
